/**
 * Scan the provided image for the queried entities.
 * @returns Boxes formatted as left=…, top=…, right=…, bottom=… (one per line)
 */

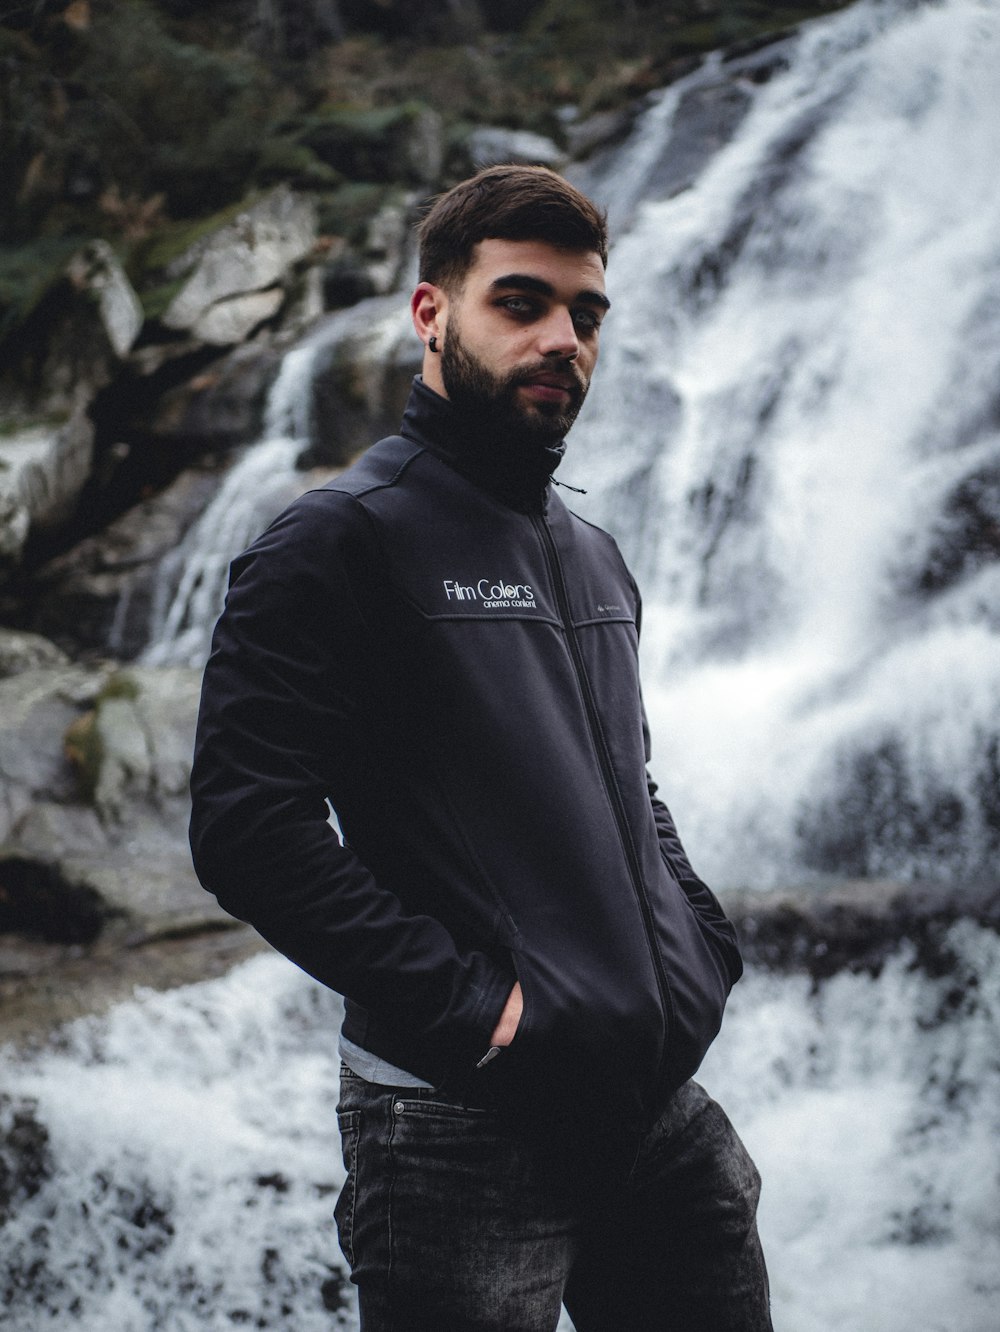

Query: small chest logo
left=443, top=577, right=536, bottom=610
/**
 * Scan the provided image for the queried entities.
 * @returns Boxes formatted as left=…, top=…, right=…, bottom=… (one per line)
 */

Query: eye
left=497, top=296, right=538, bottom=318
left=572, top=309, right=603, bottom=334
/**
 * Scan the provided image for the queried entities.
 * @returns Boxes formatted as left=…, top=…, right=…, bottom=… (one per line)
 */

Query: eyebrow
left=488, top=273, right=611, bottom=311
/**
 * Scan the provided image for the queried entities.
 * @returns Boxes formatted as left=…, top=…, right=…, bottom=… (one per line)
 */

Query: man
left=190, top=165, right=772, bottom=1331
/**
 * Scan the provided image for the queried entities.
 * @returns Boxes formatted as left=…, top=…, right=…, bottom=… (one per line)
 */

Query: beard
left=439, top=321, right=589, bottom=446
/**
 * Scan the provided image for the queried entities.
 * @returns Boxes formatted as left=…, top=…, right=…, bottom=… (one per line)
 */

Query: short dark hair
left=417, top=165, right=609, bottom=290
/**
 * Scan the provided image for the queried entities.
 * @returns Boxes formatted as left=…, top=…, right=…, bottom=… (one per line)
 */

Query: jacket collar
left=399, top=376, right=566, bottom=510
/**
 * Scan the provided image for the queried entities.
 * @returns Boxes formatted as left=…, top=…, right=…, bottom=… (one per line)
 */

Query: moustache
left=509, top=360, right=589, bottom=395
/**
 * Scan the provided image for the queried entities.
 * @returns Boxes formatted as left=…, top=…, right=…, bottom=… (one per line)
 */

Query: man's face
left=423, top=239, right=609, bottom=444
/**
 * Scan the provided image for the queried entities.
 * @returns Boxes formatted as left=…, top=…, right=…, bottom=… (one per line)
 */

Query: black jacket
left=190, top=377, right=742, bottom=1140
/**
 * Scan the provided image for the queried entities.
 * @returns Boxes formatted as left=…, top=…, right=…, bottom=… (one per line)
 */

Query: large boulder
left=296, top=102, right=444, bottom=188
left=138, top=337, right=285, bottom=453
left=0, top=639, right=259, bottom=1044
left=160, top=187, right=318, bottom=345
left=0, top=643, right=228, bottom=942
left=464, top=126, right=565, bottom=169
left=27, top=467, right=222, bottom=660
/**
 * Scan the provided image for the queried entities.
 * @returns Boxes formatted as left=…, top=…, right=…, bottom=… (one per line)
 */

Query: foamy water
left=566, top=0, right=1000, bottom=888
left=3, top=924, right=998, bottom=1330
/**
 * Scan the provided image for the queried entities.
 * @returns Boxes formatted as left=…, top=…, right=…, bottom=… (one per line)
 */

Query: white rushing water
left=3, top=924, right=998, bottom=1330
left=143, top=295, right=411, bottom=669
left=566, top=0, right=1000, bottom=888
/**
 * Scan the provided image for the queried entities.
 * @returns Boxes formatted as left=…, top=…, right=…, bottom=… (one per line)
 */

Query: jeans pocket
left=334, top=1109, right=361, bottom=1269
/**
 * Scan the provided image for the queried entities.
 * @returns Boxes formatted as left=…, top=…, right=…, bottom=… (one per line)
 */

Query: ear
left=411, top=281, right=449, bottom=394
left=411, top=281, right=447, bottom=348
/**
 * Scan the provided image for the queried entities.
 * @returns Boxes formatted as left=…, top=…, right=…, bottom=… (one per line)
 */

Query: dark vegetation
left=1, top=0, right=851, bottom=361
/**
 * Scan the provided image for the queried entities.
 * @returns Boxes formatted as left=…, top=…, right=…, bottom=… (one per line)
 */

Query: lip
left=520, top=376, right=576, bottom=401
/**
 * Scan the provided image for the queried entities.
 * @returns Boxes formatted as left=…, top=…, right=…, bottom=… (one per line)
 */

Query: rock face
left=27, top=467, right=222, bottom=660
left=0, top=633, right=234, bottom=963
left=466, top=126, right=565, bottom=169
left=161, top=187, right=318, bottom=343
left=725, top=878, right=1000, bottom=980
left=0, top=185, right=328, bottom=608
left=66, top=241, right=144, bottom=359
left=1, top=656, right=211, bottom=927
left=0, top=631, right=263, bottom=1044
left=0, top=411, right=94, bottom=574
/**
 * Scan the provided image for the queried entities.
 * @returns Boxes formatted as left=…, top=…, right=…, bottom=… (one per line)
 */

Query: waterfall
left=565, top=0, right=1000, bottom=888
left=142, top=295, right=412, bottom=668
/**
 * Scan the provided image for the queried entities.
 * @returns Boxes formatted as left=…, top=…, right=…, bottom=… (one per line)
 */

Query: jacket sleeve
left=188, top=487, right=511, bottom=1077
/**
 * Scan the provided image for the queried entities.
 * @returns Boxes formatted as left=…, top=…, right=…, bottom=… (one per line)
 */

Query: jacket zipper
left=531, top=511, right=676, bottom=1043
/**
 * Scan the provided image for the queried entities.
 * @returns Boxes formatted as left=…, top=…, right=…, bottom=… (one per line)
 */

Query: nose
left=538, top=307, right=580, bottom=361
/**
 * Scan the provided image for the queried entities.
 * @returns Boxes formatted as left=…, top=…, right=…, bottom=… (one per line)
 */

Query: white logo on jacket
left=443, top=578, right=536, bottom=610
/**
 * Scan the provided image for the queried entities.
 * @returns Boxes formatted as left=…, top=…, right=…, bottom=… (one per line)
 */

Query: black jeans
left=335, top=1067, right=772, bottom=1331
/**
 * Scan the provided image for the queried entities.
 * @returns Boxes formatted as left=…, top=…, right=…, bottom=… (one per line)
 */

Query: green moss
left=62, top=672, right=141, bottom=803
left=136, top=276, right=186, bottom=322
left=292, top=101, right=434, bottom=183
left=0, top=239, right=80, bottom=345
left=0, top=410, right=70, bottom=439
left=253, top=141, right=343, bottom=191
left=129, top=197, right=252, bottom=281
left=99, top=672, right=141, bottom=703
left=64, top=710, right=103, bottom=802
left=314, top=183, right=400, bottom=246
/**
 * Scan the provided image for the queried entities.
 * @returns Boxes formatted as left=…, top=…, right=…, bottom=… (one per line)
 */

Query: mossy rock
left=128, top=197, right=255, bottom=286
left=314, top=183, right=403, bottom=246
left=253, top=140, right=343, bottom=192
left=294, top=101, right=442, bottom=186
left=63, top=671, right=142, bottom=803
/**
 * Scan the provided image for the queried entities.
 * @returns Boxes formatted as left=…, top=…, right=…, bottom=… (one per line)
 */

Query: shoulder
left=243, top=436, right=422, bottom=558
left=322, top=434, right=425, bottom=499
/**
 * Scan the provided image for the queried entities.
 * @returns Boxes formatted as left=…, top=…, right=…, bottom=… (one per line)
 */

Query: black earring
left=429, top=336, right=439, bottom=353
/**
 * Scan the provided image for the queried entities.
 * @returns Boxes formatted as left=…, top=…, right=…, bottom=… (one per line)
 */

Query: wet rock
left=726, top=878, right=1000, bottom=981
left=645, top=74, right=754, bottom=201
left=915, top=462, right=1000, bottom=594
left=0, top=857, right=109, bottom=945
left=0, top=410, right=94, bottom=577
left=297, top=102, right=443, bottom=187
left=134, top=337, right=284, bottom=453
left=0, top=659, right=232, bottom=949
left=465, top=126, right=565, bottom=170
left=66, top=240, right=144, bottom=359
left=305, top=305, right=419, bottom=466
left=0, top=657, right=102, bottom=847
left=562, top=106, right=636, bottom=161
left=189, top=286, right=286, bottom=347
left=27, top=467, right=222, bottom=660
left=322, top=199, right=413, bottom=308
left=0, top=629, right=70, bottom=678
left=0, top=1096, right=52, bottom=1227
left=161, top=187, right=318, bottom=342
